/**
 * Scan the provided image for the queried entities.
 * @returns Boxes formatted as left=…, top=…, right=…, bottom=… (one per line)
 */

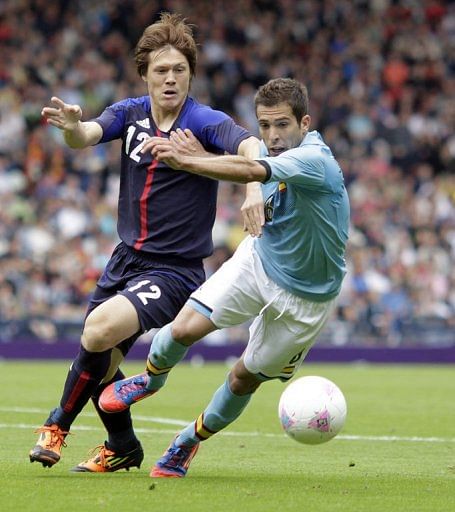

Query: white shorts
left=189, top=236, right=336, bottom=380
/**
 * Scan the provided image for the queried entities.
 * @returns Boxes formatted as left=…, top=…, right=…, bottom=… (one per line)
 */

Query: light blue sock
left=145, top=323, right=189, bottom=391
left=176, top=379, right=252, bottom=447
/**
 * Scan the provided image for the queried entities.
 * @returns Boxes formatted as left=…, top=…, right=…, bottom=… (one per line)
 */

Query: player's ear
left=301, top=115, right=311, bottom=133
left=300, top=114, right=311, bottom=132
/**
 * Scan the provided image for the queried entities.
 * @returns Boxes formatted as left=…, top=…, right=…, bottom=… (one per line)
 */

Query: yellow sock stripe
left=146, top=359, right=172, bottom=376
left=195, top=413, right=216, bottom=440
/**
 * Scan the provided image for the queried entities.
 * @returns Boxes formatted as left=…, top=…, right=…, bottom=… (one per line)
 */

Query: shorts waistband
left=124, top=243, right=203, bottom=268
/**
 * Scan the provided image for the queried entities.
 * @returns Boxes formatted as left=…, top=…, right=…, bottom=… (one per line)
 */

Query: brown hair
left=254, top=78, right=309, bottom=123
left=134, top=12, right=197, bottom=78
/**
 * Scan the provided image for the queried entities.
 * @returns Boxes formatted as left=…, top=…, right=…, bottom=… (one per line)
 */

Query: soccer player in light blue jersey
left=100, top=78, right=350, bottom=478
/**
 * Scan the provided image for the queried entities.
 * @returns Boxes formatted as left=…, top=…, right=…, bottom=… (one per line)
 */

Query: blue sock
left=145, top=323, right=189, bottom=391
left=176, top=379, right=252, bottom=447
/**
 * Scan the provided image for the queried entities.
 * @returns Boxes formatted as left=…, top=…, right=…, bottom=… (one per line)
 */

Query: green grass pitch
left=0, top=360, right=454, bottom=512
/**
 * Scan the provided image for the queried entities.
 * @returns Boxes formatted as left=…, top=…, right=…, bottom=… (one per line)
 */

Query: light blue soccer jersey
left=255, top=130, right=350, bottom=302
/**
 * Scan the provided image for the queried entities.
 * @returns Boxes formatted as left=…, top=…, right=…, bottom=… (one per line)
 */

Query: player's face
left=257, top=102, right=310, bottom=156
left=143, top=46, right=191, bottom=114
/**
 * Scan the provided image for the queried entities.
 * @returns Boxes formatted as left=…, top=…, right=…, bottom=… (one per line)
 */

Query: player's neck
left=151, top=105, right=183, bottom=133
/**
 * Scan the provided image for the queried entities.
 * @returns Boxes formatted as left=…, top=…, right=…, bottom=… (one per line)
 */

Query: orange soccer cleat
left=71, top=442, right=144, bottom=472
left=29, top=424, right=69, bottom=467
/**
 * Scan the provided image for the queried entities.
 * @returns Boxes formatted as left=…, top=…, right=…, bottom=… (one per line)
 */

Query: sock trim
left=146, top=359, right=172, bottom=376
left=195, top=413, right=216, bottom=440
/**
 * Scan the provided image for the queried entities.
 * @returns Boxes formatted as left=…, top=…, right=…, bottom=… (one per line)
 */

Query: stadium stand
left=0, top=0, right=453, bottom=351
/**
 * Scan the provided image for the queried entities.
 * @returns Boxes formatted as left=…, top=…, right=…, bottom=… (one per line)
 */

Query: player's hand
left=241, top=182, right=265, bottom=237
left=142, top=137, right=183, bottom=168
left=142, top=129, right=208, bottom=168
left=41, top=96, right=82, bottom=131
left=169, top=128, right=209, bottom=157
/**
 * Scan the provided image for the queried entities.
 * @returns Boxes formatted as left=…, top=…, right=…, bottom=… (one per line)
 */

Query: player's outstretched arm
left=144, top=137, right=267, bottom=184
left=41, top=96, right=102, bottom=149
left=163, top=130, right=265, bottom=236
left=143, top=129, right=264, bottom=236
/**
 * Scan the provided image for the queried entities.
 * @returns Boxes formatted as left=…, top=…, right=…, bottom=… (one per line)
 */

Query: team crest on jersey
left=264, top=182, right=286, bottom=222
left=264, top=193, right=274, bottom=222
left=136, top=118, right=150, bottom=129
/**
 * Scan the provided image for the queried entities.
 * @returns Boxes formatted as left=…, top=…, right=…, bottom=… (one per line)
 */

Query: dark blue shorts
left=86, top=242, right=205, bottom=353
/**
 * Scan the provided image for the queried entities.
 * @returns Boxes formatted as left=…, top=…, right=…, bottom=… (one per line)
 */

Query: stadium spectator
left=0, top=0, right=453, bottom=347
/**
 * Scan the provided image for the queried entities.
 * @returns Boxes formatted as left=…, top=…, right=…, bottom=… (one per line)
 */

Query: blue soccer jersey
left=92, top=95, right=250, bottom=261
left=256, top=130, right=350, bottom=302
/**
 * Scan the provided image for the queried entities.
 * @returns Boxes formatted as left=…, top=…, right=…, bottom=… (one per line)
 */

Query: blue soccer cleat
left=150, top=438, right=199, bottom=478
left=98, top=372, right=154, bottom=413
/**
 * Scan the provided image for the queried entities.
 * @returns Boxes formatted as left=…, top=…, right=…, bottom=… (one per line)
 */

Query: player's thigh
left=243, top=297, right=335, bottom=381
left=190, top=237, right=264, bottom=328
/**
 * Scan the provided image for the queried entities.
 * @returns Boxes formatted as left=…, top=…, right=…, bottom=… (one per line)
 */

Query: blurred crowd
left=0, top=0, right=454, bottom=347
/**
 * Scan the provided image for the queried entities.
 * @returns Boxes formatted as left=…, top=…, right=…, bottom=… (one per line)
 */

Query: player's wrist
left=63, top=119, right=81, bottom=133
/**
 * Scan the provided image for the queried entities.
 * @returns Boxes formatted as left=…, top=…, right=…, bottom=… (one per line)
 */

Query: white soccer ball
left=278, top=375, right=347, bottom=445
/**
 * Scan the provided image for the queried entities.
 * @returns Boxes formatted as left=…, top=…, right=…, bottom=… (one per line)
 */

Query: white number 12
left=128, top=280, right=162, bottom=305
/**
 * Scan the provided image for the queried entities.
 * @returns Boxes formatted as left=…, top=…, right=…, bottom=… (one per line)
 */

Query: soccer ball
left=278, top=375, right=347, bottom=445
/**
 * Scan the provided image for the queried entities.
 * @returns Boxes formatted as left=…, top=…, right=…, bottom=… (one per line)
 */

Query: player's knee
left=170, top=320, right=195, bottom=344
left=81, top=317, right=115, bottom=352
left=228, top=359, right=262, bottom=395
left=229, top=372, right=261, bottom=395
left=170, top=305, right=216, bottom=345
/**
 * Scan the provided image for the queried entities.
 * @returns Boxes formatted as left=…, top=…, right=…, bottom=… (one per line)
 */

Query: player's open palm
left=41, top=96, right=82, bottom=131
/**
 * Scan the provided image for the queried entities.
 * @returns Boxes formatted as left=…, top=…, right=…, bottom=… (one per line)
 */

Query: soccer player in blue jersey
left=99, top=77, right=350, bottom=478
left=29, top=13, right=261, bottom=472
